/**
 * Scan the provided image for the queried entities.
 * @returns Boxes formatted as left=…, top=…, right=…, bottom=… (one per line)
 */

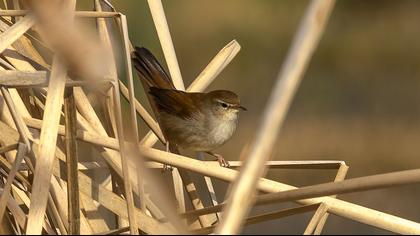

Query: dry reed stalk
left=119, top=14, right=150, bottom=219
left=46, top=194, right=68, bottom=234
left=64, top=87, right=80, bottom=234
left=0, top=114, right=69, bottom=235
left=110, top=82, right=138, bottom=234
left=142, top=0, right=219, bottom=226
left=72, top=87, right=170, bottom=222
left=0, top=118, right=170, bottom=234
left=24, top=109, right=194, bottom=230
left=0, top=14, right=35, bottom=54
left=71, top=168, right=174, bottom=234
left=119, top=81, right=166, bottom=142
left=137, top=146, right=420, bottom=234
left=216, top=0, right=336, bottom=233
left=147, top=0, right=184, bottom=90
left=10, top=0, right=20, bottom=22
left=0, top=87, right=33, bottom=148
left=313, top=163, right=349, bottom=234
left=94, top=0, right=118, bottom=139
left=0, top=10, right=119, bottom=18
left=92, top=1, right=119, bottom=231
left=0, top=119, right=95, bottom=234
left=189, top=40, right=241, bottom=92
left=193, top=204, right=321, bottom=235
left=0, top=71, right=47, bottom=88
left=204, top=160, right=346, bottom=169
left=25, top=114, right=418, bottom=233
left=120, top=15, right=139, bottom=144
left=25, top=57, right=68, bottom=234
left=95, top=226, right=130, bottom=235
left=0, top=143, right=26, bottom=224
left=197, top=152, right=221, bottom=220
left=79, top=194, right=110, bottom=232
left=2, top=1, right=418, bottom=234
left=256, top=168, right=420, bottom=205
left=304, top=203, right=328, bottom=235
left=0, top=17, right=49, bottom=70
left=141, top=0, right=188, bottom=220
left=0, top=144, right=18, bottom=154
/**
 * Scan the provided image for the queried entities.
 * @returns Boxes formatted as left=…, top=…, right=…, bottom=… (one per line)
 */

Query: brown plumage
left=132, top=47, right=246, bottom=167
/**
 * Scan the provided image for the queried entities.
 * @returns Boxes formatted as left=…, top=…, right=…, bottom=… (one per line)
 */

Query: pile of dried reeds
left=0, top=0, right=420, bottom=234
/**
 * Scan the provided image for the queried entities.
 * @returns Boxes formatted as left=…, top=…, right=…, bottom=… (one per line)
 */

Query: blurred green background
left=84, top=0, right=420, bottom=234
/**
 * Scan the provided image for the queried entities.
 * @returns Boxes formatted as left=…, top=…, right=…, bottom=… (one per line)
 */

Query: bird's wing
left=149, top=87, right=203, bottom=120
left=132, top=47, right=175, bottom=89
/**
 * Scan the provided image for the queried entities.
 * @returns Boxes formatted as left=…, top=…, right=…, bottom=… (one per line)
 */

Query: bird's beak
left=232, top=105, right=247, bottom=111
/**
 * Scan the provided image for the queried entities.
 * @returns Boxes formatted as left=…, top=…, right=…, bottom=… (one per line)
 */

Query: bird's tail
left=131, top=47, right=175, bottom=90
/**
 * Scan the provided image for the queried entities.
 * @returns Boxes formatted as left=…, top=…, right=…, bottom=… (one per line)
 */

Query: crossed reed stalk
left=0, top=0, right=419, bottom=235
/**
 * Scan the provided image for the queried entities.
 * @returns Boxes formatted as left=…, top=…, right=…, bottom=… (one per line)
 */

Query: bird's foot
left=162, top=164, right=174, bottom=173
left=207, top=152, right=230, bottom=167
left=162, top=142, right=174, bottom=173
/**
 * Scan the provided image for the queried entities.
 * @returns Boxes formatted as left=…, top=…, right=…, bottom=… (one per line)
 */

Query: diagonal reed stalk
left=2, top=1, right=420, bottom=234
left=216, top=0, right=336, bottom=233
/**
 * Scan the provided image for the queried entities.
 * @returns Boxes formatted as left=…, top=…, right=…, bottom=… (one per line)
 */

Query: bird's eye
left=220, top=102, right=228, bottom=109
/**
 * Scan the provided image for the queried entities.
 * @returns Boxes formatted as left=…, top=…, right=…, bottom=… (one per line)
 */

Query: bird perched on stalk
left=132, top=47, right=246, bottom=167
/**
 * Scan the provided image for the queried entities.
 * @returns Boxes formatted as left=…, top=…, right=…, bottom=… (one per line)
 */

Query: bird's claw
left=162, top=164, right=174, bottom=173
left=215, top=154, right=230, bottom=168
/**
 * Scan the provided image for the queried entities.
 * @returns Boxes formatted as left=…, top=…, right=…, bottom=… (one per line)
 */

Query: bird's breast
left=157, top=111, right=239, bottom=151
left=207, top=116, right=238, bottom=147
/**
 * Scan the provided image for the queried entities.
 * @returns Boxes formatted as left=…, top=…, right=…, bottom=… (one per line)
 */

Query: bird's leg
left=206, top=151, right=230, bottom=167
left=162, top=142, right=173, bottom=172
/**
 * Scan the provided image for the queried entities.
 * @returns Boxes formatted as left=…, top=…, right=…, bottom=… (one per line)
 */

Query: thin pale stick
left=0, top=32, right=94, bottom=234
left=72, top=171, right=175, bottom=234
left=304, top=203, right=328, bottom=235
left=3, top=194, right=25, bottom=230
left=21, top=114, right=420, bottom=234
left=0, top=143, right=26, bottom=224
left=119, top=80, right=165, bottom=142
left=193, top=204, right=321, bottom=235
left=47, top=194, right=68, bottom=235
left=93, top=1, right=120, bottom=231
left=64, top=87, right=80, bottom=234
left=80, top=194, right=110, bottom=232
left=0, top=123, right=94, bottom=233
left=144, top=160, right=346, bottom=169
left=23, top=117, right=182, bottom=227
left=25, top=58, right=67, bottom=234
left=172, top=168, right=186, bottom=213
left=0, top=14, right=35, bottom=54
left=93, top=226, right=130, bottom=235
left=0, top=87, right=32, bottom=148
left=313, top=164, right=349, bottom=234
left=111, top=83, right=138, bottom=234
left=197, top=152, right=221, bottom=220
left=119, top=15, right=149, bottom=216
left=143, top=1, right=202, bottom=222
left=146, top=0, right=184, bottom=90
left=188, top=40, right=241, bottom=92
left=216, top=1, right=336, bottom=233
left=137, top=146, right=420, bottom=234
left=0, top=71, right=47, bottom=88
left=0, top=10, right=119, bottom=18
left=71, top=89, right=166, bottom=221
left=0, top=144, right=18, bottom=154
left=204, top=160, right=346, bottom=169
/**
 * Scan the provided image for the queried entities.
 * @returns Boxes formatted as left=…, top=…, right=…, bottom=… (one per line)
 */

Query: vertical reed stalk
left=216, top=1, right=336, bottom=233
left=64, top=87, right=80, bottom=234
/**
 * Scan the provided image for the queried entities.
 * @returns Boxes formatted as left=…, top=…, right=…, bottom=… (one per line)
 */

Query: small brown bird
left=132, top=47, right=246, bottom=167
